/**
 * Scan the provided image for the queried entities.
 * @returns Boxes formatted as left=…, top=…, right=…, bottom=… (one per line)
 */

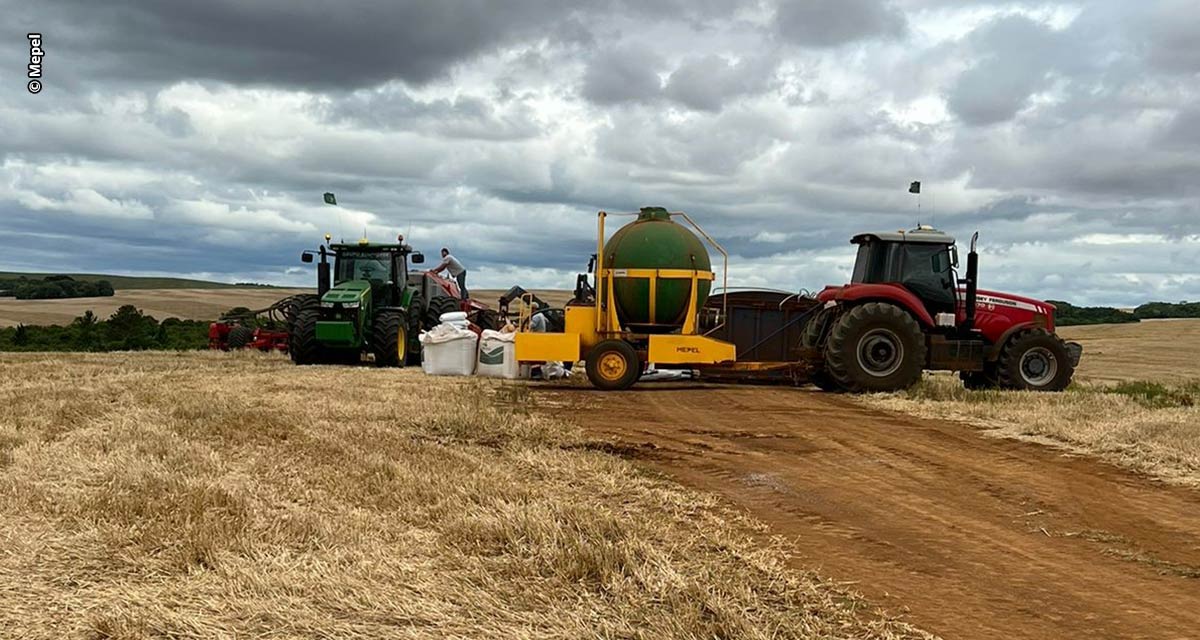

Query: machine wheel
left=960, top=366, right=998, bottom=390
left=281, top=294, right=320, bottom=325
left=289, top=308, right=324, bottom=365
left=472, top=309, right=499, bottom=331
left=801, top=307, right=842, bottom=392
left=585, top=340, right=641, bottom=391
left=996, top=329, right=1073, bottom=391
left=824, top=302, right=926, bottom=392
left=227, top=325, right=254, bottom=350
left=372, top=310, right=413, bottom=367
left=425, top=296, right=461, bottom=330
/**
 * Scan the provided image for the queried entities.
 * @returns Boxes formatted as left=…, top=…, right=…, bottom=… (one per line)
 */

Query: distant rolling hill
left=0, top=271, right=281, bottom=290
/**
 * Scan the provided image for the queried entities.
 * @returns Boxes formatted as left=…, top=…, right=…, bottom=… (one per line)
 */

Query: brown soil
left=542, top=384, right=1200, bottom=640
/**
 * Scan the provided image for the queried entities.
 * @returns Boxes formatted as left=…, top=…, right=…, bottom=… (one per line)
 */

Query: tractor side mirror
left=411, top=252, right=425, bottom=264
left=301, top=252, right=314, bottom=263
left=587, top=254, right=596, bottom=273
left=950, top=246, right=959, bottom=268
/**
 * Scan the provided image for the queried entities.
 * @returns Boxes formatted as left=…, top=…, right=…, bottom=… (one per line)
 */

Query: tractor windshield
left=851, top=242, right=891, bottom=283
left=335, top=252, right=390, bottom=285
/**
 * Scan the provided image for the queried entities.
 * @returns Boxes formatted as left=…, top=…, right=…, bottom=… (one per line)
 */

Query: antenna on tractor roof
left=323, top=191, right=345, bottom=243
left=908, top=181, right=921, bottom=227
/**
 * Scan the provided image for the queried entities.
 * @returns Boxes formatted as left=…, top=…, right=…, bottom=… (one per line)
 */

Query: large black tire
left=227, top=325, right=254, bottom=350
left=372, top=310, right=414, bottom=367
left=585, top=340, right=641, bottom=391
left=960, top=365, right=998, bottom=390
left=824, top=302, right=926, bottom=393
left=472, top=309, right=499, bottom=331
left=281, top=294, right=320, bottom=325
left=801, top=307, right=842, bottom=392
left=996, top=328, right=1073, bottom=391
left=289, top=308, right=324, bottom=365
left=425, top=296, right=461, bottom=330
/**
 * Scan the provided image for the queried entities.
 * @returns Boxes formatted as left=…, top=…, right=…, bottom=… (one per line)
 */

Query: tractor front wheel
left=289, top=308, right=324, bottom=365
left=996, top=329, right=1073, bottom=391
left=373, top=310, right=415, bottom=367
left=585, top=340, right=641, bottom=391
left=824, top=302, right=925, bottom=392
left=801, top=307, right=842, bottom=392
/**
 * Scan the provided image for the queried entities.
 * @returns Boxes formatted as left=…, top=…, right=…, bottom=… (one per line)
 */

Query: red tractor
left=803, top=226, right=1082, bottom=392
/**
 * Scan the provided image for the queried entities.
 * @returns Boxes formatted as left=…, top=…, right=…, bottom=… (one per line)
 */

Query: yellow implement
left=515, top=210, right=737, bottom=390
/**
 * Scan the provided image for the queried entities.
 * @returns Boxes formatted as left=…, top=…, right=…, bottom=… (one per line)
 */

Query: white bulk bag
left=419, top=324, right=478, bottom=376
left=476, top=330, right=528, bottom=379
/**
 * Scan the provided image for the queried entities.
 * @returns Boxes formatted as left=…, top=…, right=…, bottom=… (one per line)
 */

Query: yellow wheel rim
left=597, top=352, right=628, bottom=381
left=397, top=326, right=407, bottom=361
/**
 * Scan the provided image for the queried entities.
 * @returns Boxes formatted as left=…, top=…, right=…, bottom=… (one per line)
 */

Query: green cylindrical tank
left=605, top=207, right=711, bottom=332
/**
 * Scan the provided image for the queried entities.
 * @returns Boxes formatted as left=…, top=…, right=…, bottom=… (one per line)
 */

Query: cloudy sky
left=3, top=0, right=1198, bottom=306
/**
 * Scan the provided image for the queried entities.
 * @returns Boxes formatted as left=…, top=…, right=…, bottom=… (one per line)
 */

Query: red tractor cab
left=805, top=226, right=1082, bottom=392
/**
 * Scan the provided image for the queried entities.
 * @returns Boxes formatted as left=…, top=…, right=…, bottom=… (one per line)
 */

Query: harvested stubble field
left=860, top=319, right=1200, bottom=487
left=0, top=351, right=926, bottom=639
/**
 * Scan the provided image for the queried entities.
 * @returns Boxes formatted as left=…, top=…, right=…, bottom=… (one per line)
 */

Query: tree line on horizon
left=1048, top=300, right=1200, bottom=326
left=0, top=275, right=115, bottom=300
left=0, top=306, right=208, bottom=352
left=0, top=299, right=1198, bottom=352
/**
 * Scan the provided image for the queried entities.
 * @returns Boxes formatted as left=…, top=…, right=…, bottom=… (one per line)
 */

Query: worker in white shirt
left=529, top=303, right=547, bottom=332
left=430, top=247, right=468, bottom=300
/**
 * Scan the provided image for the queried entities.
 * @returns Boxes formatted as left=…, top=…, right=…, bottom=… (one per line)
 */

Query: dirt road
left=541, top=385, right=1200, bottom=640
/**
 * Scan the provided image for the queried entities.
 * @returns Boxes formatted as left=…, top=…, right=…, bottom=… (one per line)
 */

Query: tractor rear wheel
left=996, top=329, right=1073, bottom=391
left=289, top=308, right=324, bottom=365
left=585, top=340, right=641, bottom=390
left=801, top=307, right=842, bottom=392
left=471, top=309, right=499, bottom=331
left=372, top=310, right=414, bottom=367
left=425, top=296, right=461, bottom=330
left=824, top=302, right=926, bottom=392
left=227, top=325, right=254, bottom=350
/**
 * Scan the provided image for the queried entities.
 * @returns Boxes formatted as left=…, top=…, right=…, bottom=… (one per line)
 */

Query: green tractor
left=289, top=236, right=463, bottom=366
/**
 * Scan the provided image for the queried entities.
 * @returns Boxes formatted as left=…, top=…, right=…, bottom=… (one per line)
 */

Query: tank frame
left=516, top=210, right=780, bottom=389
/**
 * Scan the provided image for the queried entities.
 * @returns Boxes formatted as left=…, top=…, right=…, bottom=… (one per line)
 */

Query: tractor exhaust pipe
left=317, top=245, right=331, bottom=296
left=962, top=232, right=979, bottom=334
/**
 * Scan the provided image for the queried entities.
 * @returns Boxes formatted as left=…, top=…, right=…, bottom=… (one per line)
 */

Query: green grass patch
left=1107, top=381, right=1199, bottom=409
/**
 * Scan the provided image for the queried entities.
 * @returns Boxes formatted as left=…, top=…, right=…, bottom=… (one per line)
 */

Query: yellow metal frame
left=514, top=209, right=737, bottom=370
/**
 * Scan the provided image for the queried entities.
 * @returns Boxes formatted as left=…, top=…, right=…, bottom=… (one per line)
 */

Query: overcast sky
left=2, top=0, right=1198, bottom=306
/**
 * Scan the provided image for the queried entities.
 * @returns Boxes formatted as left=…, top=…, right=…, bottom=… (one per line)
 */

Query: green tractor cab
left=290, top=237, right=438, bottom=366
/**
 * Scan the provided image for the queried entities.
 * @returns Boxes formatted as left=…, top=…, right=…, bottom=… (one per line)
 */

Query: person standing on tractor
left=431, top=247, right=469, bottom=300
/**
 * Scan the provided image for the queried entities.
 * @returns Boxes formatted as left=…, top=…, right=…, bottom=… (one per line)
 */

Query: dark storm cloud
left=28, top=0, right=580, bottom=88
left=945, top=15, right=1061, bottom=126
left=774, top=0, right=907, bottom=48
left=325, top=86, right=541, bottom=141
left=2, top=0, right=1199, bottom=304
left=580, top=46, right=666, bottom=105
left=663, top=55, right=778, bottom=112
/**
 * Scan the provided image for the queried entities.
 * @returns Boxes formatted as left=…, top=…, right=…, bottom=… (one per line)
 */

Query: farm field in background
left=0, top=288, right=576, bottom=328
left=1058, top=318, right=1200, bottom=383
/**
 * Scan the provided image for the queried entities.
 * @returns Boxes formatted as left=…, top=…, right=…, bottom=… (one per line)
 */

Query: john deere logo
left=676, top=346, right=700, bottom=354
left=480, top=346, right=506, bottom=365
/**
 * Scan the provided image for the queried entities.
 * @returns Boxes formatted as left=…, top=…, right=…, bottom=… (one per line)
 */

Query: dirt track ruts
left=540, top=384, right=1200, bottom=640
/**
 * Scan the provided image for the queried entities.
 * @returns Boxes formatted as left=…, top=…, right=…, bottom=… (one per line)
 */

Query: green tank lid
left=605, top=206, right=711, bottom=332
